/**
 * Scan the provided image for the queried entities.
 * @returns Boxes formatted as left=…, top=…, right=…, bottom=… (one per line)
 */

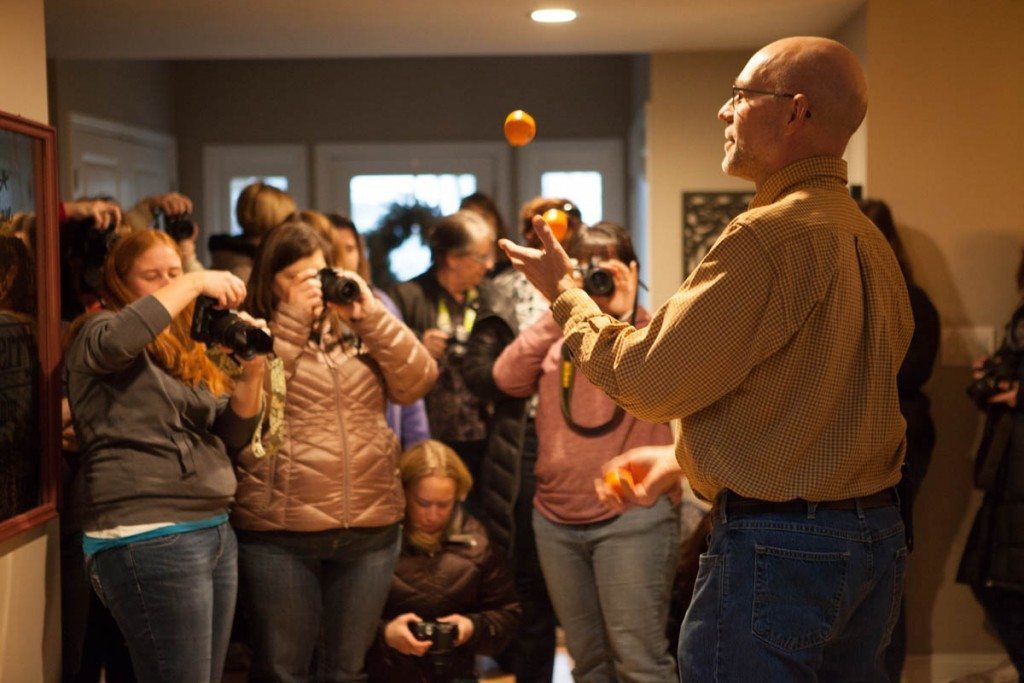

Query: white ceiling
left=45, top=0, right=865, bottom=60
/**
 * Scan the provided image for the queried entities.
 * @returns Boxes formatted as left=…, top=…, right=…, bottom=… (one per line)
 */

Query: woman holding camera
left=367, top=440, right=521, bottom=683
left=64, top=229, right=268, bottom=682
left=233, top=220, right=437, bottom=681
left=492, top=222, right=680, bottom=683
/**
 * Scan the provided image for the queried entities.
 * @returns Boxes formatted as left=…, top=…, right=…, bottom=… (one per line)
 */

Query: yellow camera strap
left=206, top=348, right=286, bottom=459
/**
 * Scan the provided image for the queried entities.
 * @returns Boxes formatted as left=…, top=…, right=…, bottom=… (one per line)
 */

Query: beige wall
left=867, top=0, right=1024, bottom=657
left=0, top=3, right=61, bottom=681
left=646, top=50, right=750, bottom=306
left=645, top=0, right=1024, bottom=661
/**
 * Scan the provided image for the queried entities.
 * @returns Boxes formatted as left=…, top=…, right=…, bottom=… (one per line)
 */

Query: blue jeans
left=533, top=499, right=680, bottom=683
left=680, top=495, right=906, bottom=682
left=87, top=522, right=238, bottom=682
left=236, top=524, right=401, bottom=683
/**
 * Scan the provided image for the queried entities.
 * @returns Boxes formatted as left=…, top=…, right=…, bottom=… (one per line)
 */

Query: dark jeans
left=87, top=523, right=238, bottom=682
left=237, top=524, right=401, bottom=683
left=973, top=584, right=1024, bottom=673
left=680, top=497, right=906, bottom=681
left=496, top=425, right=557, bottom=683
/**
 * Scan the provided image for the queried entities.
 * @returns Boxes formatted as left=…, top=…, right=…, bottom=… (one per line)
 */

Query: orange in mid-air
left=541, top=208, right=569, bottom=242
left=603, top=468, right=635, bottom=497
left=504, top=110, right=537, bottom=147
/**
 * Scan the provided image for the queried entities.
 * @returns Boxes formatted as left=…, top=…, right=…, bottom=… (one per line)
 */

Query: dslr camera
left=579, top=258, right=615, bottom=297
left=967, top=304, right=1024, bottom=409
left=153, top=207, right=197, bottom=243
left=318, top=268, right=361, bottom=305
left=190, top=295, right=274, bottom=360
left=409, top=620, right=459, bottom=681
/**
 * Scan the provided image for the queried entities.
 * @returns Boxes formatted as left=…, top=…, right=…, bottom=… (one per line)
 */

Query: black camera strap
left=559, top=287, right=639, bottom=437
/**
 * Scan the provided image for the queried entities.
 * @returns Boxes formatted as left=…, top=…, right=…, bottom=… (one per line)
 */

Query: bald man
left=500, top=37, right=913, bottom=679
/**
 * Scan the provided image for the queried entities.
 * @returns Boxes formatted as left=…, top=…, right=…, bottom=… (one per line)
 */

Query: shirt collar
left=749, top=156, right=849, bottom=209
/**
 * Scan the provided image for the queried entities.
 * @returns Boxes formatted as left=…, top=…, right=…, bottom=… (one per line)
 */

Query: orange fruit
left=541, top=208, right=569, bottom=242
left=504, top=110, right=537, bottom=147
left=603, top=468, right=635, bottom=497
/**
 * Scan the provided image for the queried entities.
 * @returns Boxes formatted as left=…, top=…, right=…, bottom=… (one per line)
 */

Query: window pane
left=229, top=176, right=289, bottom=236
left=541, top=171, right=603, bottom=225
left=349, top=173, right=476, bottom=281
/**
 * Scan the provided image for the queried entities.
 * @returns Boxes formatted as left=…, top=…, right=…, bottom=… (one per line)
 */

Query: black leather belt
left=719, top=488, right=898, bottom=516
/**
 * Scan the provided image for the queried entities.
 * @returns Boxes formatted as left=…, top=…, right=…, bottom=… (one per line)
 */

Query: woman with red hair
left=65, top=229, right=268, bottom=681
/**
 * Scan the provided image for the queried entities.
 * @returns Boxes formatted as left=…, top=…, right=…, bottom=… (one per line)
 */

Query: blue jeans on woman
left=86, top=522, right=238, bottom=682
left=680, top=494, right=906, bottom=682
left=533, top=498, right=680, bottom=683
left=236, top=524, right=401, bottom=683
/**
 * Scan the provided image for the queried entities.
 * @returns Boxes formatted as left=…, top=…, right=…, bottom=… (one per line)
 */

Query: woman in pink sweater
left=492, top=222, right=680, bottom=682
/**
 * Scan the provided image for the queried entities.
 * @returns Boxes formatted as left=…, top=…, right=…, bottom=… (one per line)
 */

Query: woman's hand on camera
left=191, top=270, right=247, bottom=310
left=232, top=312, right=271, bottom=379
left=988, top=381, right=1020, bottom=408
left=384, top=613, right=432, bottom=656
left=284, top=268, right=324, bottom=320
left=324, top=269, right=379, bottom=322
left=437, top=614, right=474, bottom=647
left=593, top=259, right=638, bottom=319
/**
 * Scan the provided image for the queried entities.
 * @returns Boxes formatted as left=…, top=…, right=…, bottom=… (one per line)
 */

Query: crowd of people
left=7, top=33, right=1023, bottom=683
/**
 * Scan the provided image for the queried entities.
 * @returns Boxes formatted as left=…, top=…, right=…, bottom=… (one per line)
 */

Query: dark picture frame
left=0, top=109, right=60, bottom=543
left=681, top=191, right=754, bottom=278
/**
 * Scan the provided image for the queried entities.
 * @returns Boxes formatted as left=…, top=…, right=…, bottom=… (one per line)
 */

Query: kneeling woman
left=65, top=230, right=267, bottom=681
left=233, top=220, right=438, bottom=681
left=367, top=440, right=521, bottom=683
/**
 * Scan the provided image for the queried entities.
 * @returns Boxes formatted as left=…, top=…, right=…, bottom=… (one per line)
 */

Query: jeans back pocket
left=752, top=544, right=850, bottom=651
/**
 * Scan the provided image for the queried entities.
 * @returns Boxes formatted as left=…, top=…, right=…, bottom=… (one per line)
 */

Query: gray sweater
left=65, top=295, right=258, bottom=530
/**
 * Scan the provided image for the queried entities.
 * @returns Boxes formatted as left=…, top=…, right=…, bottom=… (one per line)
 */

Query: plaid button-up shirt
left=552, top=156, right=913, bottom=502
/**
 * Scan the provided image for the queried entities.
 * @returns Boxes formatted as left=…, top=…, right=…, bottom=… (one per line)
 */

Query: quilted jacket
left=232, top=300, right=438, bottom=531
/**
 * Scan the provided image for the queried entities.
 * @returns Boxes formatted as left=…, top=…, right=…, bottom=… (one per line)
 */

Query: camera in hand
left=190, top=295, right=274, bottom=360
left=579, top=258, right=614, bottom=297
left=319, top=268, right=361, bottom=305
left=446, top=327, right=470, bottom=358
left=410, top=620, right=459, bottom=681
left=967, top=304, right=1024, bottom=409
left=153, top=207, right=196, bottom=243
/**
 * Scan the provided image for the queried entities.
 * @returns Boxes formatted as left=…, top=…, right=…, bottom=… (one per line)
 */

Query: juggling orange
left=603, top=468, right=635, bottom=497
left=541, top=208, right=569, bottom=242
left=504, top=110, right=537, bottom=147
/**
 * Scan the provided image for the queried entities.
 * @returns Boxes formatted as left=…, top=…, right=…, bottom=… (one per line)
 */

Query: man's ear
left=786, top=94, right=812, bottom=131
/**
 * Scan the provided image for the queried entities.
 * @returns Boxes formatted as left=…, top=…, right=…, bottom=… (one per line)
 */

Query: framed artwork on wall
left=681, top=191, right=754, bottom=278
left=0, top=109, right=60, bottom=543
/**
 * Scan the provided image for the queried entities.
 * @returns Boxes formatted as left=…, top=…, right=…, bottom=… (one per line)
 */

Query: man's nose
left=718, top=99, right=733, bottom=121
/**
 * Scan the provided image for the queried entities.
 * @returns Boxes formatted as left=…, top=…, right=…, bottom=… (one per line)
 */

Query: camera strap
left=436, top=288, right=478, bottom=336
left=250, top=357, right=286, bottom=459
left=559, top=296, right=639, bottom=437
left=206, top=348, right=285, bottom=459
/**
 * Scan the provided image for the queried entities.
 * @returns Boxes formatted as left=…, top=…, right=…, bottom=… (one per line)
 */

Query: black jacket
left=461, top=293, right=526, bottom=557
left=366, top=510, right=521, bottom=682
left=959, top=355, right=1024, bottom=591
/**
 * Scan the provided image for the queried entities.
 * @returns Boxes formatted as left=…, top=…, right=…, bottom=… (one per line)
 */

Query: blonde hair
left=235, top=183, right=297, bottom=241
left=399, top=440, right=473, bottom=552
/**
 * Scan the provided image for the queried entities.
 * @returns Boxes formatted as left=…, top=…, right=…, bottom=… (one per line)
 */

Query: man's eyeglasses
left=730, top=86, right=811, bottom=118
left=467, top=250, right=496, bottom=266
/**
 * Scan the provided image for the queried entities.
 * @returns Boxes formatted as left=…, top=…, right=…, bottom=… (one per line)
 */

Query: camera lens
left=584, top=268, right=615, bottom=297
left=320, top=268, right=361, bottom=305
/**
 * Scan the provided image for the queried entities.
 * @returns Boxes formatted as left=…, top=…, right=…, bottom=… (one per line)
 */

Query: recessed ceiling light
left=531, top=8, right=577, bottom=24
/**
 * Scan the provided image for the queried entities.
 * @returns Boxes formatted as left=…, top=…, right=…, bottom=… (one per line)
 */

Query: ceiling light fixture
left=531, top=8, right=577, bottom=24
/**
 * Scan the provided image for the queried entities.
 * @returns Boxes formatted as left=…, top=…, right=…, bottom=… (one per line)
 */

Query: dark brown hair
left=567, top=221, right=639, bottom=272
left=858, top=198, right=912, bottom=283
left=244, top=220, right=331, bottom=321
